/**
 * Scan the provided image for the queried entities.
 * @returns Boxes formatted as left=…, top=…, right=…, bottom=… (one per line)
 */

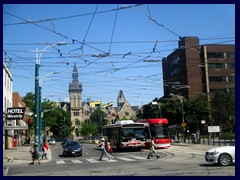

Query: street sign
left=7, top=107, right=26, bottom=120
left=181, top=121, right=187, bottom=127
left=208, top=126, right=220, bottom=133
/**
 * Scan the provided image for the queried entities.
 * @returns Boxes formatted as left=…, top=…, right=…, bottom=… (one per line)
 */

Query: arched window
left=73, top=95, right=76, bottom=107
left=75, top=119, right=80, bottom=126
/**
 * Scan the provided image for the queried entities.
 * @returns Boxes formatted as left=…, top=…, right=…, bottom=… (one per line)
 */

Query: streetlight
left=170, top=93, right=184, bottom=122
left=40, top=71, right=61, bottom=142
left=170, top=93, right=186, bottom=142
left=152, top=101, right=162, bottom=118
left=34, top=42, right=66, bottom=148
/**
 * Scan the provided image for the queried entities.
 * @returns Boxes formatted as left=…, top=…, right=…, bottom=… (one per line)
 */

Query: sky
left=3, top=4, right=235, bottom=107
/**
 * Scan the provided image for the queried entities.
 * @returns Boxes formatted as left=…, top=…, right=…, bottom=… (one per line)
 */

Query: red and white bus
left=103, top=120, right=146, bottom=151
left=137, top=118, right=170, bottom=148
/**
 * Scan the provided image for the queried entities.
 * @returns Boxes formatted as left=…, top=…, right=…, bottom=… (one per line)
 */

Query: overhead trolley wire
left=3, top=4, right=143, bottom=26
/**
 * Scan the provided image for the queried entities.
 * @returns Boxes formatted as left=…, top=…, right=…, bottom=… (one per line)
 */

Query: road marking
left=56, top=160, right=65, bottom=164
left=102, top=157, right=118, bottom=162
left=86, top=158, right=100, bottom=163
left=71, top=160, right=82, bottom=163
left=85, top=152, right=89, bottom=155
left=54, top=155, right=148, bottom=165
left=129, top=156, right=146, bottom=160
left=3, top=167, right=9, bottom=176
left=116, top=157, right=135, bottom=161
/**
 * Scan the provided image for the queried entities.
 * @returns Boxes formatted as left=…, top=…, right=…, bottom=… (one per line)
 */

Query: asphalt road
left=4, top=142, right=235, bottom=176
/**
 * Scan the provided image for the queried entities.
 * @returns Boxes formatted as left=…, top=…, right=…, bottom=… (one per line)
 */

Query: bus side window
left=145, top=127, right=150, bottom=139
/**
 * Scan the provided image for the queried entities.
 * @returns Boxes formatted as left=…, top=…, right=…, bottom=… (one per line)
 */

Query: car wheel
left=218, top=153, right=232, bottom=166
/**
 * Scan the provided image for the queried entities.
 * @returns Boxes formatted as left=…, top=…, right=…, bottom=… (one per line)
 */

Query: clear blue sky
left=3, top=4, right=235, bottom=106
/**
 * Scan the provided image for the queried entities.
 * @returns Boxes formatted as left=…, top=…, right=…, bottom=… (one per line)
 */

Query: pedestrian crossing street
left=56, top=155, right=151, bottom=164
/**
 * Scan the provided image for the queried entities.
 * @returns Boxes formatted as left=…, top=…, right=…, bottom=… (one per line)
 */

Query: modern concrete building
left=162, top=36, right=235, bottom=100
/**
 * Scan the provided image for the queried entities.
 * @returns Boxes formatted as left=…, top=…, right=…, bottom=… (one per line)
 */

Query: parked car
left=48, top=138, right=56, bottom=145
left=62, top=140, right=82, bottom=156
left=205, top=142, right=235, bottom=166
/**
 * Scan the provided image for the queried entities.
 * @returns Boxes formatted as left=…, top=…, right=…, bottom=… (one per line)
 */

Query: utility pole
left=35, top=48, right=40, bottom=148
left=34, top=42, right=66, bottom=148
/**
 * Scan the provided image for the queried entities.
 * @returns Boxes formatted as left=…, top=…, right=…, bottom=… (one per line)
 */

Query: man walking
left=147, top=137, right=160, bottom=159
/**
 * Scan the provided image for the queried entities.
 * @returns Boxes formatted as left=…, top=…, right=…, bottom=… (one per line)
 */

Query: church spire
left=117, top=90, right=126, bottom=106
left=69, top=62, right=82, bottom=92
left=72, top=62, right=79, bottom=82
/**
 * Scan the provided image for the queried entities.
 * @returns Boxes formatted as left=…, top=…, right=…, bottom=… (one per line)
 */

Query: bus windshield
left=150, top=124, right=169, bottom=138
left=122, top=128, right=145, bottom=139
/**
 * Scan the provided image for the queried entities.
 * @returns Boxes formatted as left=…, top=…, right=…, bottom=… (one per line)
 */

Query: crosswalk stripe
left=86, top=158, right=100, bottom=163
left=102, top=157, right=118, bottom=162
left=56, top=160, right=65, bottom=164
left=115, top=157, right=135, bottom=161
left=55, top=155, right=149, bottom=164
left=129, top=156, right=146, bottom=160
left=71, top=160, right=82, bottom=163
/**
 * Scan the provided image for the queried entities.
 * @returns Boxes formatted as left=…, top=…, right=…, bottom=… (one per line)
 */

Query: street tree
left=211, top=91, right=235, bottom=132
left=90, top=109, right=108, bottom=133
left=44, top=108, right=72, bottom=137
left=80, top=121, right=98, bottom=137
left=184, top=94, right=210, bottom=133
left=22, top=92, right=35, bottom=112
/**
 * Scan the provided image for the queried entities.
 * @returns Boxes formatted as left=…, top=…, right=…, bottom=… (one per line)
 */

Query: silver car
left=48, top=138, right=56, bottom=145
left=205, top=142, right=235, bottom=166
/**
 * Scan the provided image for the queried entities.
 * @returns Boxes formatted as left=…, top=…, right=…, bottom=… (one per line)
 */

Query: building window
left=73, top=95, right=76, bottom=107
left=74, top=111, right=79, bottom=116
left=226, top=53, right=235, bottom=58
left=210, top=89, right=227, bottom=93
left=227, top=63, right=235, bottom=69
left=228, top=76, right=235, bottom=82
left=207, top=52, right=224, bottom=58
left=170, top=67, right=181, bottom=78
left=208, top=63, right=225, bottom=69
left=209, top=76, right=226, bottom=82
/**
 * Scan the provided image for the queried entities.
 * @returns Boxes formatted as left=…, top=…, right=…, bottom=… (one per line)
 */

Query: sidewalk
left=3, top=144, right=52, bottom=166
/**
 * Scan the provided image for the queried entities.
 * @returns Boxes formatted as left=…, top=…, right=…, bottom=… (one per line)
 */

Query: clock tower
left=69, top=62, right=83, bottom=138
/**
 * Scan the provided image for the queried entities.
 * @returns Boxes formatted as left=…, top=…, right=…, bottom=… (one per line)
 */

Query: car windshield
left=229, top=142, right=235, bottom=146
left=65, top=142, right=79, bottom=146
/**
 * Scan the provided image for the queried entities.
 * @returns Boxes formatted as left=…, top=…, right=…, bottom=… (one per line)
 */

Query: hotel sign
left=7, top=107, right=26, bottom=120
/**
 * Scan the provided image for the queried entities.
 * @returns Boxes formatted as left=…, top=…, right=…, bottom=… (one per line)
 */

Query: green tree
left=184, top=94, right=210, bottom=133
left=44, top=108, right=72, bottom=137
left=211, top=91, right=235, bottom=132
left=90, top=109, right=108, bottom=133
left=80, top=121, right=98, bottom=137
left=22, top=92, right=35, bottom=112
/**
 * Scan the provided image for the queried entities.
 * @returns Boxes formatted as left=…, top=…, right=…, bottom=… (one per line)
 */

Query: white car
left=48, top=138, right=56, bottom=145
left=205, top=142, right=235, bottom=166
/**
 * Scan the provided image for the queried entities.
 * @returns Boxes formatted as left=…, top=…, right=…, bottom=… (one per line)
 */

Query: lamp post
left=34, top=42, right=66, bottom=148
left=170, top=93, right=185, bottom=142
left=152, top=101, right=162, bottom=118
left=40, top=71, right=60, bottom=142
